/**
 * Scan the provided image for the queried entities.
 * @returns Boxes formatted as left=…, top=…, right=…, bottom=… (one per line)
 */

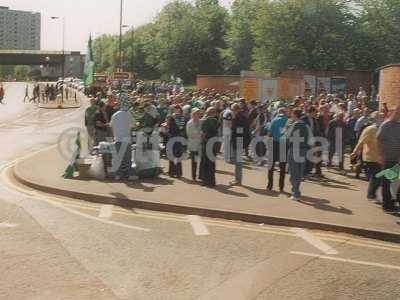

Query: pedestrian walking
left=186, top=108, right=202, bottom=181
left=351, top=112, right=385, bottom=200
left=377, top=106, right=400, bottom=213
left=287, top=109, right=312, bottom=201
left=110, top=95, right=137, bottom=181
left=94, top=102, right=110, bottom=145
left=327, top=112, right=347, bottom=172
left=222, top=103, right=233, bottom=163
left=0, top=84, right=5, bottom=104
left=23, top=85, right=29, bottom=102
left=199, top=107, right=219, bottom=187
left=85, top=97, right=98, bottom=153
left=267, top=108, right=289, bottom=192
left=230, top=103, right=247, bottom=186
left=301, top=106, right=322, bottom=176
left=167, top=105, right=186, bottom=178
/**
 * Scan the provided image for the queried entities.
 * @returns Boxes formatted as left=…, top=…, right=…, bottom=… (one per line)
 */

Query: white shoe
left=290, top=196, right=300, bottom=202
left=128, top=175, right=139, bottom=181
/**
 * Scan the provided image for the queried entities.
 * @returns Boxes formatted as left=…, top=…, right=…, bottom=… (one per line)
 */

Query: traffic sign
left=113, top=72, right=131, bottom=80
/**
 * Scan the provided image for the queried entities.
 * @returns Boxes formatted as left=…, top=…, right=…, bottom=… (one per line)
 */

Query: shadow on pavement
left=299, top=196, right=353, bottom=215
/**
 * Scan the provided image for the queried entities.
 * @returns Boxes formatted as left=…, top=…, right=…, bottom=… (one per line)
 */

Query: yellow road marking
left=3, top=163, right=400, bottom=253
left=53, top=200, right=400, bottom=252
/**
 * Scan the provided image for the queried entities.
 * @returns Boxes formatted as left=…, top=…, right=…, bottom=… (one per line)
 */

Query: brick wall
left=196, top=75, right=240, bottom=92
left=379, top=64, right=400, bottom=109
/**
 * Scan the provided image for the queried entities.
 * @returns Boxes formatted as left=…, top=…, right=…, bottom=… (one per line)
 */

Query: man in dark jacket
left=288, top=109, right=311, bottom=201
left=302, top=106, right=322, bottom=176
left=230, top=103, right=248, bottom=186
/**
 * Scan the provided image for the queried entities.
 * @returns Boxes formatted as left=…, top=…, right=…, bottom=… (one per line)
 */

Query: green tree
left=148, top=0, right=201, bottom=82
left=220, top=0, right=262, bottom=73
left=93, top=34, right=118, bottom=73
left=14, top=65, right=30, bottom=80
left=193, top=0, right=228, bottom=76
left=252, top=0, right=357, bottom=73
left=0, top=65, right=15, bottom=79
left=122, top=24, right=160, bottom=80
left=353, top=0, right=400, bottom=68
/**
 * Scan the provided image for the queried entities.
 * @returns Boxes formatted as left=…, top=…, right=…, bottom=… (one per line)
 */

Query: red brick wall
left=379, top=65, right=400, bottom=109
left=196, top=75, right=240, bottom=92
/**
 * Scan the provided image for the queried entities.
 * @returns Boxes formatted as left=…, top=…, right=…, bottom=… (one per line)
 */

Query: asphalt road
left=1, top=82, right=400, bottom=300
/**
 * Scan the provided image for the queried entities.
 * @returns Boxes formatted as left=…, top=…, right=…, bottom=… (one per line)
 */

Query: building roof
left=378, top=64, right=400, bottom=71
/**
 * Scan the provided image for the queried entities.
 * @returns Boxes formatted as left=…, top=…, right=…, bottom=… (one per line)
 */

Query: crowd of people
left=23, top=83, right=78, bottom=104
left=84, top=83, right=400, bottom=212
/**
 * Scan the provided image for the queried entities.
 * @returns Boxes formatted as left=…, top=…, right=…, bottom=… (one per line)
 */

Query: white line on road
left=98, top=205, right=113, bottom=219
left=186, top=215, right=210, bottom=236
left=32, top=192, right=151, bottom=232
left=0, top=222, right=19, bottom=228
left=291, top=228, right=338, bottom=255
left=291, top=251, right=400, bottom=271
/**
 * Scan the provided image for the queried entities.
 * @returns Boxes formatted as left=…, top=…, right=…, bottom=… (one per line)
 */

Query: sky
left=4, top=0, right=232, bottom=53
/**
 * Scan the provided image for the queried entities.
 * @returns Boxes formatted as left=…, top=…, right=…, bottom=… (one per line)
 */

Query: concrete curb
left=12, top=165, right=400, bottom=244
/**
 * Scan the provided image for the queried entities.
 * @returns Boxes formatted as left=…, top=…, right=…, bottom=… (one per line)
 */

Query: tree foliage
left=91, top=0, right=400, bottom=82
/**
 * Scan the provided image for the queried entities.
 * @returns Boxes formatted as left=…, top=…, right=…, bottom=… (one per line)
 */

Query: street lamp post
left=118, top=0, right=124, bottom=72
left=51, top=16, right=65, bottom=103
left=131, top=27, right=134, bottom=75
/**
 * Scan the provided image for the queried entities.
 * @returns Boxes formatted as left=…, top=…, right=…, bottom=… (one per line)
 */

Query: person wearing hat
left=110, top=94, right=137, bottom=181
left=186, top=108, right=202, bottom=181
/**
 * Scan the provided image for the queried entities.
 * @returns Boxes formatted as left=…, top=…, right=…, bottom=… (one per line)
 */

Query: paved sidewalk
left=13, top=146, right=400, bottom=242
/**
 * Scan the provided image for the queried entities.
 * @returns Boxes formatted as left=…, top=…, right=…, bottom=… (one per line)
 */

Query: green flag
left=62, top=132, right=81, bottom=179
left=376, top=164, right=400, bottom=181
left=83, top=35, right=95, bottom=87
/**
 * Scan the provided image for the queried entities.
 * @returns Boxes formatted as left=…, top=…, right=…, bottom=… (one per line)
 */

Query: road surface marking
left=292, top=228, right=338, bottom=255
left=291, top=251, right=400, bottom=271
left=30, top=200, right=400, bottom=253
left=3, top=163, right=400, bottom=253
left=0, top=222, right=19, bottom=228
left=186, top=215, right=210, bottom=236
left=98, top=205, right=113, bottom=219
left=29, top=192, right=151, bottom=232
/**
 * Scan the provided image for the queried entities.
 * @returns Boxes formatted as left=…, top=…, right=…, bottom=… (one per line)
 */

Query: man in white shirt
left=222, top=104, right=233, bottom=162
left=110, top=94, right=137, bottom=181
left=357, top=87, right=367, bottom=98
